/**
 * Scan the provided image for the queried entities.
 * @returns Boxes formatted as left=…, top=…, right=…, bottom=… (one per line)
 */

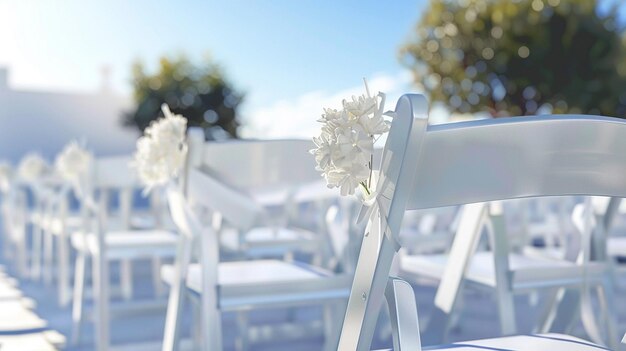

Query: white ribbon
left=355, top=154, right=401, bottom=251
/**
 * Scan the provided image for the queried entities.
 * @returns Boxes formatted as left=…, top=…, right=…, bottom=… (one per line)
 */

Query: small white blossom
left=133, top=104, right=188, bottom=192
left=18, top=153, right=48, bottom=182
left=145, top=104, right=187, bottom=145
left=0, top=162, right=13, bottom=192
left=55, top=141, right=92, bottom=182
left=310, top=81, right=391, bottom=199
left=343, top=94, right=378, bottom=118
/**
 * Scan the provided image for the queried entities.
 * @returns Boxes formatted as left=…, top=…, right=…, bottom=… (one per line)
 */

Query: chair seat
left=608, top=236, right=626, bottom=258
left=376, top=333, right=607, bottom=351
left=400, top=251, right=606, bottom=290
left=161, top=260, right=350, bottom=310
left=221, top=227, right=319, bottom=256
left=45, top=213, right=163, bottom=235
left=71, top=230, right=177, bottom=259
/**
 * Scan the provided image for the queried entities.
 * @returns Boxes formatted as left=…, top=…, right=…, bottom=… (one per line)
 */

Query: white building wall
left=0, top=68, right=138, bottom=163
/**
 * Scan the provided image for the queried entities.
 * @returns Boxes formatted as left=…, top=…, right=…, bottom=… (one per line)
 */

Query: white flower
left=133, top=104, right=188, bottom=192
left=343, top=94, right=378, bottom=118
left=345, top=93, right=390, bottom=136
left=311, top=133, right=333, bottom=171
left=0, top=162, right=13, bottom=192
left=145, top=104, right=187, bottom=144
left=325, top=162, right=370, bottom=196
left=18, top=153, right=48, bottom=182
left=55, top=141, right=92, bottom=182
left=310, top=80, right=391, bottom=199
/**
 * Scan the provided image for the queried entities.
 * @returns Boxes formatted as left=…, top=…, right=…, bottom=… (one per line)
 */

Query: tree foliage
left=124, top=56, right=243, bottom=139
left=401, top=0, right=626, bottom=117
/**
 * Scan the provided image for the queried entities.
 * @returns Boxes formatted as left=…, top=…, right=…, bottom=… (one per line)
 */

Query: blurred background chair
left=159, top=132, right=352, bottom=351
left=70, top=155, right=178, bottom=351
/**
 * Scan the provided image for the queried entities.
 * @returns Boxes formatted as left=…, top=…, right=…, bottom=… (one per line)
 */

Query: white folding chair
left=70, top=155, right=178, bottom=351
left=197, top=139, right=336, bottom=262
left=160, top=135, right=352, bottom=351
left=399, top=199, right=613, bottom=344
left=338, top=93, right=621, bottom=350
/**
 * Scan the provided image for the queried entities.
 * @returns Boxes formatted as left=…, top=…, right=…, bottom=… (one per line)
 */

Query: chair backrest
left=198, top=139, right=320, bottom=191
left=74, top=155, right=142, bottom=231
left=185, top=131, right=340, bottom=230
left=407, top=115, right=626, bottom=210
left=339, top=93, right=626, bottom=350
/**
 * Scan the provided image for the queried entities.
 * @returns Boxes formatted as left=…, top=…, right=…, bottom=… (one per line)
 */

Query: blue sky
left=1, top=0, right=625, bottom=137
left=0, top=1, right=425, bottom=105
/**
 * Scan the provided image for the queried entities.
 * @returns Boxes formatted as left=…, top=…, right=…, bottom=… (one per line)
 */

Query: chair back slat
left=408, top=115, right=626, bottom=210
left=92, top=156, right=137, bottom=188
left=199, top=139, right=319, bottom=190
left=187, top=168, right=264, bottom=231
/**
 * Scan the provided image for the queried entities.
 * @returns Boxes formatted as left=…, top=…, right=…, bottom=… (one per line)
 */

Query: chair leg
left=71, top=253, right=87, bottom=346
left=17, top=233, right=28, bottom=278
left=544, top=288, right=580, bottom=334
left=152, top=257, right=165, bottom=297
left=597, top=278, right=618, bottom=350
left=93, top=252, right=110, bottom=351
left=162, top=283, right=185, bottom=351
left=191, top=299, right=202, bottom=347
left=535, top=287, right=561, bottom=333
left=31, top=224, right=43, bottom=280
left=235, top=311, right=249, bottom=351
left=495, top=287, right=517, bottom=335
left=43, top=229, right=53, bottom=285
left=120, top=259, right=133, bottom=301
left=322, top=302, right=344, bottom=351
left=58, top=234, right=71, bottom=307
left=385, top=277, right=422, bottom=351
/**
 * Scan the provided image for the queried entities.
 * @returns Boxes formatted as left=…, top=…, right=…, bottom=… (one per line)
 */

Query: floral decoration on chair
left=17, top=152, right=48, bottom=183
left=133, top=103, right=188, bottom=192
left=55, top=141, right=93, bottom=195
left=310, top=80, right=391, bottom=198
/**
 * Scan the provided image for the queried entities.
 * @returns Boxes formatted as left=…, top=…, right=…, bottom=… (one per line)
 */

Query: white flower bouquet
left=133, top=104, right=188, bottom=192
left=310, top=81, right=391, bottom=198
left=17, top=152, right=48, bottom=183
left=55, top=141, right=92, bottom=182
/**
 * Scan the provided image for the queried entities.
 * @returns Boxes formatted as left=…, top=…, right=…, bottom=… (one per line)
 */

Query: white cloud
left=241, top=71, right=415, bottom=139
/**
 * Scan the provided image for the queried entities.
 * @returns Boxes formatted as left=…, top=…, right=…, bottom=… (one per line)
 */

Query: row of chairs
left=0, top=137, right=362, bottom=350
left=2, top=93, right=626, bottom=350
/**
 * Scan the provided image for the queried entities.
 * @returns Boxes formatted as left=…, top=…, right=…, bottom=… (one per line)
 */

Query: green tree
left=401, top=0, right=626, bottom=117
left=124, top=56, right=243, bottom=139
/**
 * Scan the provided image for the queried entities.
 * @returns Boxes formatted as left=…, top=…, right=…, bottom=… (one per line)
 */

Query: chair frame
left=337, top=94, right=626, bottom=350
left=162, top=134, right=351, bottom=351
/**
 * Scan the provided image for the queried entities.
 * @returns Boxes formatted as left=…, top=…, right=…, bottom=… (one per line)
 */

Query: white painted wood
left=385, top=277, right=421, bottom=351
left=338, top=94, right=429, bottom=351
left=161, top=133, right=353, bottom=350
left=339, top=93, right=618, bottom=350
left=486, top=203, right=517, bottom=335
left=71, top=252, right=86, bottom=346
left=69, top=155, right=179, bottom=350
left=407, top=115, right=626, bottom=210
left=422, top=203, right=487, bottom=344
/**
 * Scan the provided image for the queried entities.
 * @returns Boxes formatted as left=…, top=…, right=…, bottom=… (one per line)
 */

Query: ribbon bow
left=355, top=153, right=401, bottom=251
